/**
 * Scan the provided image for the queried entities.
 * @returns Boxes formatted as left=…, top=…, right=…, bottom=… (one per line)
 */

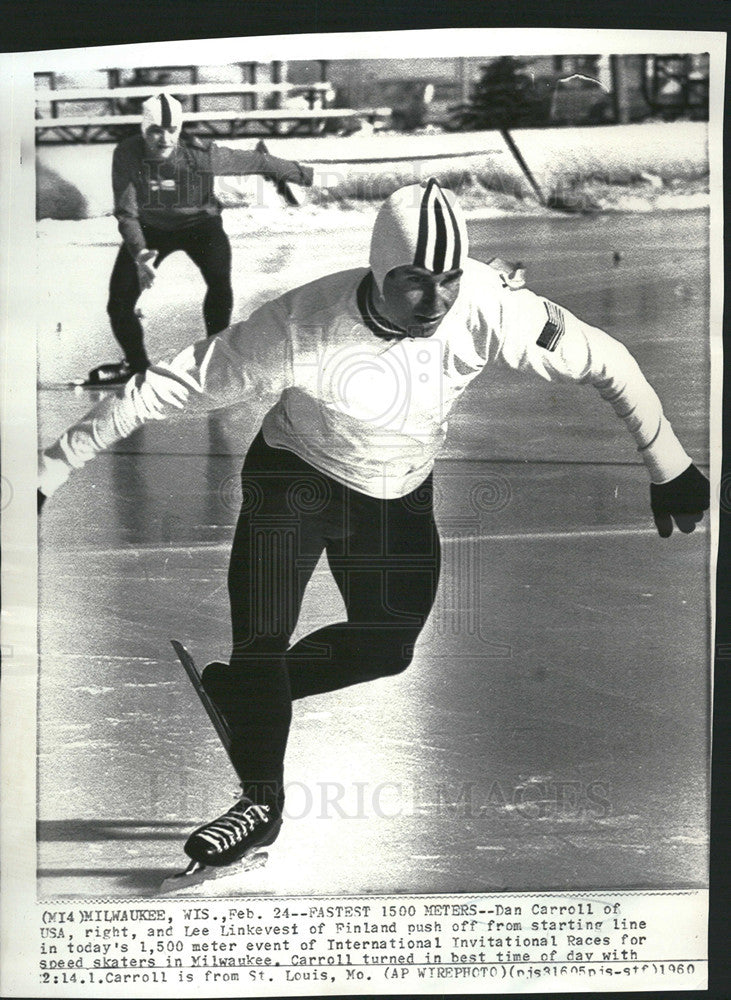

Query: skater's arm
left=497, top=287, right=693, bottom=483
left=209, top=143, right=314, bottom=187
left=38, top=303, right=293, bottom=499
left=38, top=365, right=199, bottom=497
left=112, top=142, right=147, bottom=258
left=493, top=287, right=708, bottom=535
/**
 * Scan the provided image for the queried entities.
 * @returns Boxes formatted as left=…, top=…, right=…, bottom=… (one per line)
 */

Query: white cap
left=141, top=93, right=183, bottom=131
left=369, top=179, right=469, bottom=291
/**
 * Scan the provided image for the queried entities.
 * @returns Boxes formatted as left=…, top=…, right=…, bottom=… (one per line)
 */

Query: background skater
left=91, top=92, right=314, bottom=385
left=38, top=179, right=709, bottom=875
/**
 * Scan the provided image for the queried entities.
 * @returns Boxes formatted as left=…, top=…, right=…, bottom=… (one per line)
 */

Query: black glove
left=37, top=489, right=46, bottom=513
left=650, top=463, right=709, bottom=538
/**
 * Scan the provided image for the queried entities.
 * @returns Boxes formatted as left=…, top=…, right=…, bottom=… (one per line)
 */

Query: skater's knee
left=204, top=270, right=232, bottom=296
left=107, top=296, right=136, bottom=322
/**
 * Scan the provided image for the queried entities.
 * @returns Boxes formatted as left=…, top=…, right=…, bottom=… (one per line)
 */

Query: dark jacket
left=112, top=134, right=314, bottom=256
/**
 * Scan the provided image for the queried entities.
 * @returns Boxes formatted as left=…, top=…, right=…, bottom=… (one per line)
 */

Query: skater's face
left=143, top=125, right=180, bottom=160
left=377, top=265, right=462, bottom=337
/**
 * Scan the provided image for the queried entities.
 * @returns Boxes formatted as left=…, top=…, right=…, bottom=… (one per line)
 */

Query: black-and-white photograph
left=1, top=21, right=724, bottom=997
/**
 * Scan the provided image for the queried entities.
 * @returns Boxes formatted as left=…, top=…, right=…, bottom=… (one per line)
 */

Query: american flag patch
left=536, top=301, right=565, bottom=351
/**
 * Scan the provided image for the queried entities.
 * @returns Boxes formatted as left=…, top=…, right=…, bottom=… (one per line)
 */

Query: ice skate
left=75, top=360, right=140, bottom=388
left=165, top=641, right=283, bottom=890
left=160, top=795, right=282, bottom=893
left=170, top=640, right=232, bottom=753
left=160, top=844, right=271, bottom=893
left=186, top=795, right=282, bottom=866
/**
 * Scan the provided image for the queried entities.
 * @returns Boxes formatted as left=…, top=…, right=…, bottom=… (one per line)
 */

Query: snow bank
left=36, top=121, right=708, bottom=221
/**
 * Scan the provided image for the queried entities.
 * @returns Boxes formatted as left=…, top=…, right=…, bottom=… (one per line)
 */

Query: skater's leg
left=105, top=229, right=173, bottom=372
left=184, top=217, right=233, bottom=336
left=286, top=476, right=441, bottom=698
left=187, top=461, right=439, bottom=870
left=106, top=245, right=149, bottom=371
left=212, top=432, right=332, bottom=804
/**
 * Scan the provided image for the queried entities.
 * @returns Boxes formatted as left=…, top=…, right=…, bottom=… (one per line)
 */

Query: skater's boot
left=86, top=360, right=147, bottom=386
left=184, top=795, right=282, bottom=868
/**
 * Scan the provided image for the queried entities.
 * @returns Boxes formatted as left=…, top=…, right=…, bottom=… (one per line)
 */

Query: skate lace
left=198, top=801, right=271, bottom=851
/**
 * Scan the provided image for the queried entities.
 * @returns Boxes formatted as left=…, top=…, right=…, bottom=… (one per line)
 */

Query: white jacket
left=39, top=259, right=691, bottom=500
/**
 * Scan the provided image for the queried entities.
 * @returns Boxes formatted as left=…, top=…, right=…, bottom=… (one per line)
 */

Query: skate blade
left=76, top=380, right=128, bottom=390
left=39, top=381, right=123, bottom=392
left=160, top=851, right=269, bottom=894
left=58, top=380, right=128, bottom=392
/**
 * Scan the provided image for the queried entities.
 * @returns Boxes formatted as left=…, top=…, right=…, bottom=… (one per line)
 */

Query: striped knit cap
left=141, top=93, right=183, bottom=131
left=369, top=179, right=468, bottom=291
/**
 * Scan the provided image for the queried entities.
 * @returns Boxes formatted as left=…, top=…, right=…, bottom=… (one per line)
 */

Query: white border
left=1, top=26, right=725, bottom=998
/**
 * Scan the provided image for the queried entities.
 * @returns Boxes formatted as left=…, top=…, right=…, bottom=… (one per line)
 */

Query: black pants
left=223, top=431, right=441, bottom=803
left=107, top=216, right=233, bottom=371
